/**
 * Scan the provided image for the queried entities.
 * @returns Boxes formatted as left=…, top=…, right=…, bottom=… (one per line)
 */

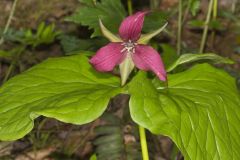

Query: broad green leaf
left=66, top=0, right=126, bottom=37
left=0, top=55, right=122, bottom=141
left=167, top=53, right=234, bottom=72
left=129, top=64, right=240, bottom=159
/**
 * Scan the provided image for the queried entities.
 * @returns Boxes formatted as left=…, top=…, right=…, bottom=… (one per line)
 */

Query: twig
left=0, top=0, right=19, bottom=46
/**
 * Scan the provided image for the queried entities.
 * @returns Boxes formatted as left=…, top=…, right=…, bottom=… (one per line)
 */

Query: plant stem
left=231, top=0, right=237, bottom=13
left=213, top=0, right=218, bottom=19
left=177, top=0, right=182, bottom=55
left=0, top=0, right=18, bottom=46
left=3, top=62, right=15, bottom=83
left=92, top=0, right=97, bottom=5
left=3, top=46, right=26, bottom=83
left=182, top=1, right=190, bottom=25
left=210, top=0, right=218, bottom=46
left=120, top=68, right=150, bottom=158
left=150, top=0, right=160, bottom=10
left=199, top=0, right=214, bottom=53
left=127, top=0, right=133, bottom=15
left=139, top=126, right=149, bottom=160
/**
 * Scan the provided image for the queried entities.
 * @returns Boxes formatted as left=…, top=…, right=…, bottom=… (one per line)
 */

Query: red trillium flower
left=90, top=12, right=168, bottom=85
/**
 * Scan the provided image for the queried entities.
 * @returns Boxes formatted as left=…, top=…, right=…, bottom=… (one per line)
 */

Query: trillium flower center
left=121, top=40, right=137, bottom=54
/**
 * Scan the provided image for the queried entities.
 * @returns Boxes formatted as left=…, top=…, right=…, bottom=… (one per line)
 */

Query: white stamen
left=121, top=40, right=137, bottom=54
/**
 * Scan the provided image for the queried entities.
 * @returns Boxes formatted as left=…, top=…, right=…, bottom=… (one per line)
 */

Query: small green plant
left=0, top=22, right=60, bottom=82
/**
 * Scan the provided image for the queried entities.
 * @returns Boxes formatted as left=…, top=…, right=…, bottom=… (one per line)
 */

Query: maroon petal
left=89, top=43, right=125, bottom=72
left=119, top=12, right=146, bottom=41
left=133, top=45, right=167, bottom=81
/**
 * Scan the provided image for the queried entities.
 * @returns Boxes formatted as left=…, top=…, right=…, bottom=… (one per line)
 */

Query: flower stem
left=139, top=126, right=149, bottom=160
left=199, top=0, right=214, bottom=53
left=127, top=0, right=133, bottom=15
left=177, top=0, right=182, bottom=55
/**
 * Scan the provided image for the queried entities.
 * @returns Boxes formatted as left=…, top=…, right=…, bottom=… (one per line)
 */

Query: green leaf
left=189, top=0, right=200, bottom=16
left=0, top=50, right=11, bottom=58
left=90, top=154, right=97, bottom=160
left=80, top=0, right=95, bottom=6
left=143, top=11, right=168, bottom=33
left=31, top=23, right=60, bottom=47
left=36, top=22, right=45, bottom=38
left=0, top=55, right=122, bottom=141
left=58, top=34, right=108, bottom=54
left=188, top=20, right=224, bottom=30
left=219, top=10, right=239, bottom=22
left=2, top=23, right=59, bottom=47
left=66, top=0, right=126, bottom=37
left=0, top=46, right=26, bottom=59
left=59, top=34, right=94, bottom=53
left=167, top=53, right=234, bottom=72
left=188, top=19, right=204, bottom=28
left=1, top=28, right=25, bottom=43
left=129, top=64, right=240, bottom=160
